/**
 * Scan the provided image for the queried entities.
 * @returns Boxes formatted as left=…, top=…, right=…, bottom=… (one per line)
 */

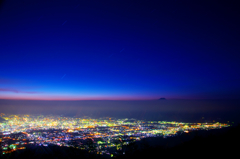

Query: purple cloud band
left=0, top=88, right=41, bottom=94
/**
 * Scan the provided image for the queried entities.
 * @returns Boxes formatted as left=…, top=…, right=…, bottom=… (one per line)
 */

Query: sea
left=0, top=99, right=240, bottom=125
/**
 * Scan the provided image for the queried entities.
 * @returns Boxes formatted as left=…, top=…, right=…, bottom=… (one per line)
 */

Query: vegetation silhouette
left=117, top=124, right=240, bottom=159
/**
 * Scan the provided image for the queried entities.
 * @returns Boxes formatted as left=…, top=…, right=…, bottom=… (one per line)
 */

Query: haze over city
left=0, top=0, right=240, bottom=158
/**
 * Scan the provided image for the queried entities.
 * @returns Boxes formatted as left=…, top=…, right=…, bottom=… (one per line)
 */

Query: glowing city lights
left=0, top=114, right=230, bottom=156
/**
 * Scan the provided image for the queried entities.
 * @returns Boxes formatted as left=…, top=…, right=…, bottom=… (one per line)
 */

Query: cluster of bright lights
left=0, top=114, right=230, bottom=156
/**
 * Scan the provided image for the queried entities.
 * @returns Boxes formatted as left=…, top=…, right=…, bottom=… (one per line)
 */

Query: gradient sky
left=0, top=0, right=240, bottom=100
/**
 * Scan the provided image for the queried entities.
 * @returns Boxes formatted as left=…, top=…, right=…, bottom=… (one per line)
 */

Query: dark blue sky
left=0, top=0, right=240, bottom=100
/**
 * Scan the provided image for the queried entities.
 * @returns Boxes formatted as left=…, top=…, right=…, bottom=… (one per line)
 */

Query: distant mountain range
left=158, top=98, right=166, bottom=100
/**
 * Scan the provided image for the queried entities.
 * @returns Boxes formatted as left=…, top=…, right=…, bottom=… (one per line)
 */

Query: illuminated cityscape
left=0, top=0, right=239, bottom=158
left=0, top=114, right=230, bottom=157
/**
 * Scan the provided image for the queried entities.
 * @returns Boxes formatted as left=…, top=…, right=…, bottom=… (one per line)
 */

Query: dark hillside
left=118, top=124, right=240, bottom=159
left=0, top=145, right=103, bottom=159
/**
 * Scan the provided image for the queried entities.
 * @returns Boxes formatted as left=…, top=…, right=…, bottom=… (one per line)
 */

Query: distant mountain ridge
left=158, top=98, right=166, bottom=100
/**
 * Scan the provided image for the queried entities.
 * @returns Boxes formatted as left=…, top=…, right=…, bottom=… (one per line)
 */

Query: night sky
left=0, top=0, right=240, bottom=100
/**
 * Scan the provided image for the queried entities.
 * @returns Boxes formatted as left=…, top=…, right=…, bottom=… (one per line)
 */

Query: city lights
left=0, top=114, right=230, bottom=156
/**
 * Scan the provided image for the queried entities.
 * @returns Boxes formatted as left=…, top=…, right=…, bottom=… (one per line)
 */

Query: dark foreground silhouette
left=1, top=124, right=239, bottom=159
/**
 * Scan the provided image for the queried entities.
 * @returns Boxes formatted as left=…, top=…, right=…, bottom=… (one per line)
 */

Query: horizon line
left=0, top=98, right=239, bottom=101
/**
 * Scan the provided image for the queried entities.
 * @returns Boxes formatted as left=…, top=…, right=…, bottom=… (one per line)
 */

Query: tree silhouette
left=86, top=138, right=95, bottom=150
